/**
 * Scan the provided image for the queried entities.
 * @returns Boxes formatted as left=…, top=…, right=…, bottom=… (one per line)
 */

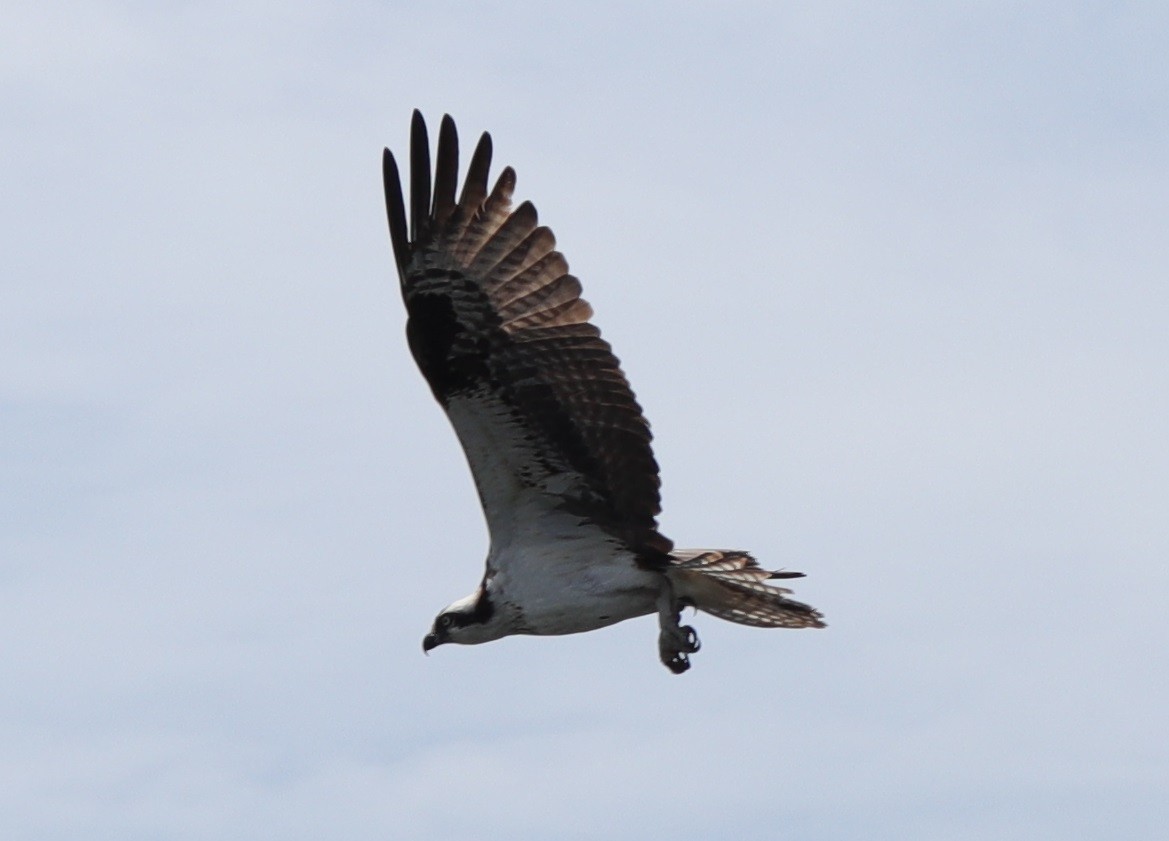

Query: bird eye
left=439, top=614, right=454, bottom=629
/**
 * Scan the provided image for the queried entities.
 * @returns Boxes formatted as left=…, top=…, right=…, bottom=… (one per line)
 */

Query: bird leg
left=657, top=582, right=700, bottom=674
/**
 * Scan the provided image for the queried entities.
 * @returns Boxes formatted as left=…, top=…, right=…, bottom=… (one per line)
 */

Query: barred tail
left=665, top=550, right=826, bottom=629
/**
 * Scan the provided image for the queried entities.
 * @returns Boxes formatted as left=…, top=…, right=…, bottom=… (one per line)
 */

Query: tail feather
left=666, top=550, right=826, bottom=630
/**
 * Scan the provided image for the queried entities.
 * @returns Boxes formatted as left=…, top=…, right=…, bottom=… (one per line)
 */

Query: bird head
left=422, top=586, right=503, bottom=651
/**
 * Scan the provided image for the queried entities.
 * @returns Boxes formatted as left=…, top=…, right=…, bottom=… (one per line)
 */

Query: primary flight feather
left=383, top=111, right=824, bottom=673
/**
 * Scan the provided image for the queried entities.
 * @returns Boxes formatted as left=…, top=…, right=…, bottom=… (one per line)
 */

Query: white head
left=422, top=584, right=517, bottom=652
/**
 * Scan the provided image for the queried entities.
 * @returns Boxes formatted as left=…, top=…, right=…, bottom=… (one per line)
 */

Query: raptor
left=383, top=112, right=824, bottom=673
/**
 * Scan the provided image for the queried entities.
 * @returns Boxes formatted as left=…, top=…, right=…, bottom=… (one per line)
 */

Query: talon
left=657, top=586, right=701, bottom=673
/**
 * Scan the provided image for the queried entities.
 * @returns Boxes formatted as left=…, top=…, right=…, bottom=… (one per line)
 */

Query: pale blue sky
left=3, top=2, right=1167, bottom=839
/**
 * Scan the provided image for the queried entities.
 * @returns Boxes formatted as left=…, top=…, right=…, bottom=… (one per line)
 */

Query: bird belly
left=491, top=536, right=662, bottom=636
left=517, top=583, right=659, bottom=635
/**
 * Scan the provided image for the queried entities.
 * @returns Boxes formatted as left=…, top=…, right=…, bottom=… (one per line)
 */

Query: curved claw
left=657, top=584, right=702, bottom=673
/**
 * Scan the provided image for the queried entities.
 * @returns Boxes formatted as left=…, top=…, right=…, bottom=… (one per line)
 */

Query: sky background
left=3, top=2, right=1167, bottom=838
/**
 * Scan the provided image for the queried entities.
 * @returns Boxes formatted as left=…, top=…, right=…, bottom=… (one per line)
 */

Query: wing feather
left=482, top=227, right=558, bottom=293
left=384, top=111, right=669, bottom=554
left=497, top=275, right=583, bottom=323
left=381, top=150, right=408, bottom=277
left=453, top=160, right=511, bottom=264
left=431, top=114, right=459, bottom=229
left=466, top=201, right=539, bottom=278
left=409, top=111, right=432, bottom=244
left=505, top=297, right=594, bottom=331
left=492, top=253, right=570, bottom=307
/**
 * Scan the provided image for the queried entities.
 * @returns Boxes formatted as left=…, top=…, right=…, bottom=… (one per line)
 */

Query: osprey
left=383, top=112, right=824, bottom=673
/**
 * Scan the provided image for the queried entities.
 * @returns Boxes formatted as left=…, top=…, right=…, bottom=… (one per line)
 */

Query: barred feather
left=383, top=111, right=668, bottom=553
left=667, top=550, right=825, bottom=629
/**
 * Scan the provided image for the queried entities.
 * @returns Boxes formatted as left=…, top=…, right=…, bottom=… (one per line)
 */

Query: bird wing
left=383, top=112, right=671, bottom=557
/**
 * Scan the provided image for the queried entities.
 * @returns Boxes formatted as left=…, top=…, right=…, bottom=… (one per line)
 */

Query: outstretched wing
left=383, top=111, right=670, bottom=556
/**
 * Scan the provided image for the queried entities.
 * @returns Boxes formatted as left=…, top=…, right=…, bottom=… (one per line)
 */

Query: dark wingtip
left=382, top=147, right=409, bottom=278
left=433, top=114, right=459, bottom=226
left=409, top=111, right=432, bottom=244
left=768, top=570, right=807, bottom=579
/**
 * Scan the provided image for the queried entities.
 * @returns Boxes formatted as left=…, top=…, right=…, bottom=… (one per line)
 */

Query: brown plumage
left=383, top=111, right=668, bottom=554
left=384, top=112, right=824, bottom=673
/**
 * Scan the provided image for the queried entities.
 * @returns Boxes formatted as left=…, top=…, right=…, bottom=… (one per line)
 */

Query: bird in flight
left=382, top=112, right=824, bottom=673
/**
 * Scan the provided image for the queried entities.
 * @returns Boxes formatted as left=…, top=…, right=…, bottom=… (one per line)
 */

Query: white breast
left=487, top=505, right=662, bottom=635
left=443, top=388, right=663, bottom=635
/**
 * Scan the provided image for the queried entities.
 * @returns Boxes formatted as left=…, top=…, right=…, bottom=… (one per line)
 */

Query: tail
left=665, top=550, right=826, bottom=629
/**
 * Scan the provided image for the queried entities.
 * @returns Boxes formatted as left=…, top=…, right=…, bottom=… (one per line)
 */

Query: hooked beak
left=422, top=632, right=440, bottom=654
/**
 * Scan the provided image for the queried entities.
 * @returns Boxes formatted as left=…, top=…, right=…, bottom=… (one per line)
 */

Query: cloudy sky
left=3, top=2, right=1167, bottom=838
